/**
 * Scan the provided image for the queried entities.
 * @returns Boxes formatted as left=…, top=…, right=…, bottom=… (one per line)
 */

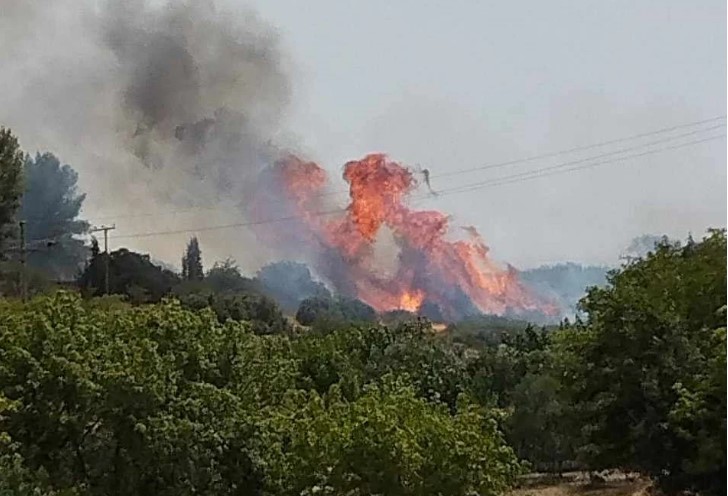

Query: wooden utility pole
left=90, top=224, right=115, bottom=294
left=18, top=220, right=26, bottom=302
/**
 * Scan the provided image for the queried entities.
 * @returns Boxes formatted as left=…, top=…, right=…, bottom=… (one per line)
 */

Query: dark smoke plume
left=0, top=0, right=295, bottom=266
left=101, top=0, right=291, bottom=189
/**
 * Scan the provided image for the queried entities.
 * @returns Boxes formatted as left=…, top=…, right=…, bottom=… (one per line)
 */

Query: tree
left=0, top=293, right=522, bottom=495
left=621, top=233, right=669, bottom=261
left=295, top=295, right=376, bottom=327
left=209, top=293, right=291, bottom=335
left=557, top=229, right=726, bottom=495
left=505, top=372, right=576, bottom=473
left=0, top=293, right=279, bottom=494
left=205, top=258, right=259, bottom=294
left=181, top=236, right=203, bottom=281
left=18, top=153, right=89, bottom=280
left=0, top=261, right=51, bottom=298
left=79, top=248, right=180, bottom=302
left=0, top=127, right=23, bottom=252
left=259, top=382, right=522, bottom=496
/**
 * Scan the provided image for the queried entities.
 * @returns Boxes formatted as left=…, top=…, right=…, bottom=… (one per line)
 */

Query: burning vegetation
left=1, top=0, right=558, bottom=322
left=250, top=153, right=557, bottom=321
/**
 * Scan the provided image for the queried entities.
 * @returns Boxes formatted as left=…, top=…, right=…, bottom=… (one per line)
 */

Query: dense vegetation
left=1, top=126, right=725, bottom=495
left=0, top=230, right=725, bottom=495
left=0, top=295, right=521, bottom=495
left=19, top=153, right=89, bottom=280
left=556, top=229, right=726, bottom=495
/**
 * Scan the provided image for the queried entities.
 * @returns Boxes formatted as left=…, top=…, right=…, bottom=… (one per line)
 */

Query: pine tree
left=20, top=152, right=89, bottom=279
left=182, top=236, right=203, bottom=281
left=0, top=127, right=24, bottom=252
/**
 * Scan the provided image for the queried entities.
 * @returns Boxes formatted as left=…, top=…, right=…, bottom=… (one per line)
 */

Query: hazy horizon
left=1, top=0, right=725, bottom=271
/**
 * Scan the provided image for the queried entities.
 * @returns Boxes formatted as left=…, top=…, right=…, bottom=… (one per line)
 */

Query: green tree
left=205, top=258, right=259, bottom=294
left=19, top=153, right=89, bottom=280
left=258, top=382, right=522, bottom=496
left=295, top=295, right=334, bottom=326
left=295, top=295, right=376, bottom=327
left=0, top=127, right=23, bottom=252
left=556, top=229, right=726, bottom=495
left=209, top=293, right=291, bottom=335
left=79, top=248, right=180, bottom=302
left=505, top=372, right=577, bottom=473
left=0, top=293, right=294, bottom=494
left=0, top=293, right=522, bottom=495
left=181, top=236, right=203, bottom=281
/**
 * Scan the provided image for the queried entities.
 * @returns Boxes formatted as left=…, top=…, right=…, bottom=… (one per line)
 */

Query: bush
left=556, top=230, right=726, bottom=495
left=0, top=293, right=520, bottom=495
left=258, top=382, right=522, bottom=496
left=295, top=296, right=376, bottom=327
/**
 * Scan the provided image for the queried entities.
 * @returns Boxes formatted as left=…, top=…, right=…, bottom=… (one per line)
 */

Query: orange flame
left=399, top=290, right=425, bottom=312
left=251, top=153, right=557, bottom=320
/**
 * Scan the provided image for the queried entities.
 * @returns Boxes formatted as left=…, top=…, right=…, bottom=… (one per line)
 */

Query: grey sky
left=0, top=0, right=725, bottom=270
left=245, top=0, right=727, bottom=267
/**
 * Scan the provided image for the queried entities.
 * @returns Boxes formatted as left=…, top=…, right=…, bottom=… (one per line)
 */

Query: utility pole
left=90, top=224, right=115, bottom=295
left=19, top=220, right=26, bottom=302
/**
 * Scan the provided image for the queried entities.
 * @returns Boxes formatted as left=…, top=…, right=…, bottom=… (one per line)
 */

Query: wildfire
left=399, top=290, right=425, bottom=313
left=250, top=153, right=556, bottom=320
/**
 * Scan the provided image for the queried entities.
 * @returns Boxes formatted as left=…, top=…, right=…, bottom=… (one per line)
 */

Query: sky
left=243, top=0, right=727, bottom=267
left=0, top=0, right=725, bottom=270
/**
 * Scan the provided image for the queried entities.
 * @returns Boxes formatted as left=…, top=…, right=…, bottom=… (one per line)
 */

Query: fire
left=250, top=153, right=556, bottom=320
left=399, top=290, right=425, bottom=312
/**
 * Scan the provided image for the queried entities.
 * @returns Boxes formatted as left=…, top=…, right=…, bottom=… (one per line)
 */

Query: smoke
left=0, top=0, right=558, bottom=320
left=247, top=153, right=557, bottom=321
left=101, top=0, right=290, bottom=184
left=0, top=0, right=294, bottom=268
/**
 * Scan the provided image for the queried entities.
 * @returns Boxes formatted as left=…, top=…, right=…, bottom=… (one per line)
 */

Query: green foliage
left=0, top=293, right=295, bottom=495
left=462, top=323, right=579, bottom=471
left=0, top=260, right=52, bottom=298
left=181, top=236, right=203, bottom=281
left=295, top=295, right=334, bottom=326
left=556, top=229, right=726, bottom=495
left=205, top=258, right=260, bottom=294
left=295, top=295, right=376, bottom=327
left=258, top=382, right=521, bottom=496
left=0, top=127, right=24, bottom=251
left=0, top=293, right=519, bottom=495
left=19, top=153, right=89, bottom=280
left=292, top=320, right=469, bottom=411
left=3, top=228, right=724, bottom=495
left=448, top=314, right=549, bottom=349
left=504, top=372, right=577, bottom=472
left=79, top=248, right=180, bottom=302
left=209, top=293, right=292, bottom=335
left=380, top=309, right=418, bottom=325
left=173, top=260, right=290, bottom=335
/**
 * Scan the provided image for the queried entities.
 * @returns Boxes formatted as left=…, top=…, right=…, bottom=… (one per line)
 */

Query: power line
left=107, top=122, right=725, bottom=233
left=65, top=115, right=724, bottom=224
left=108, top=133, right=723, bottom=241
left=89, top=225, right=115, bottom=294
left=432, top=115, right=726, bottom=179
left=109, top=208, right=346, bottom=240
left=426, top=133, right=726, bottom=198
